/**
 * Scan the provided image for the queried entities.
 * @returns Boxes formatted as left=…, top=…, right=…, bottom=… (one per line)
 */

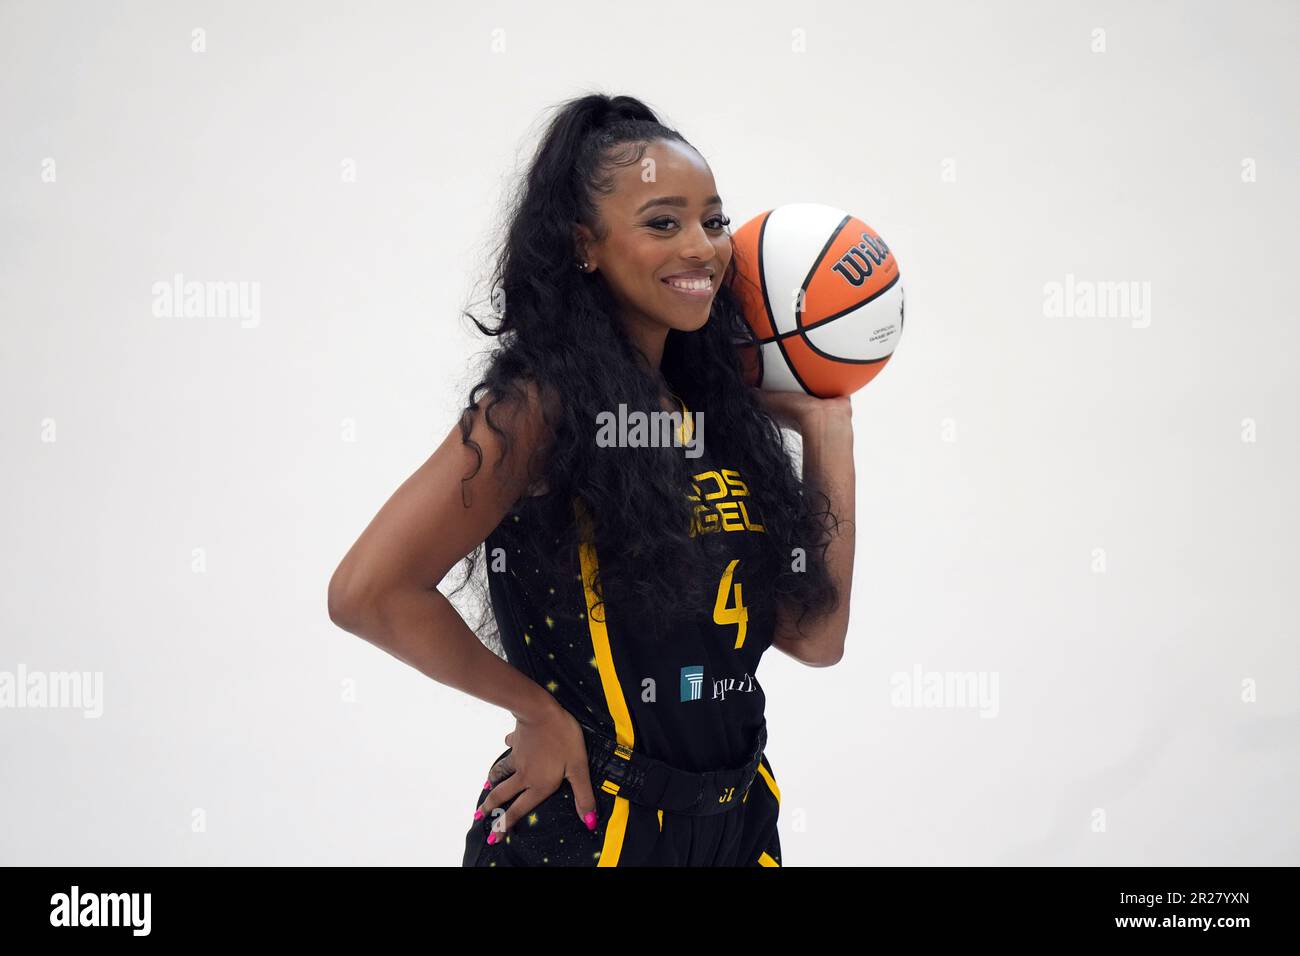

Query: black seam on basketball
left=794, top=272, right=902, bottom=365
left=797, top=286, right=898, bottom=365
left=773, top=213, right=850, bottom=396
left=799, top=340, right=893, bottom=366
left=779, top=271, right=901, bottom=339
left=799, top=215, right=854, bottom=316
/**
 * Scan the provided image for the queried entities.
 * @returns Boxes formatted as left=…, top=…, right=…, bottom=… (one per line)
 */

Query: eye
left=647, top=215, right=732, bottom=231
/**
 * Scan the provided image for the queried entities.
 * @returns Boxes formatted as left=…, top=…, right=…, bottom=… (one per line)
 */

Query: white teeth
left=666, top=277, right=711, bottom=290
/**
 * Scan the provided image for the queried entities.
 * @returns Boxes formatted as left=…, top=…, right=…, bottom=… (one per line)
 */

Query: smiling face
left=573, top=139, right=733, bottom=356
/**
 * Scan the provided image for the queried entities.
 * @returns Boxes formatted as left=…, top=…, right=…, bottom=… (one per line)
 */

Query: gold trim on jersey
left=674, top=395, right=694, bottom=445
left=573, top=496, right=634, bottom=866
left=757, top=757, right=781, bottom=804
left=755, top=756, right=781, bottom=865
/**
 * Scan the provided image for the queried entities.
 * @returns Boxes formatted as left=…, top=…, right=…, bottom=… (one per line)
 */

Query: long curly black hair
left=445, top=92, right=840, bottom=657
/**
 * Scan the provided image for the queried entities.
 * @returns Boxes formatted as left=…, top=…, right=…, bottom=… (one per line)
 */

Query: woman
left=327, top=93, right=855, bottom=866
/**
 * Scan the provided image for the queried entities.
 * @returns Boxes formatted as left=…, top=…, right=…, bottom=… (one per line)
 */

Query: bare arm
left=327, top=384, right=560, bottom=723
left=768, top=397, right=856, bottom=667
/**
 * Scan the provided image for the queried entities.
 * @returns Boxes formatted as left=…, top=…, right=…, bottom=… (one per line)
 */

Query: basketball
left=730, top=202, right=904, bottom=397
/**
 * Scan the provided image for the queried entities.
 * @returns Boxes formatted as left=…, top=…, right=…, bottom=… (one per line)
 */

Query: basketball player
left=327, top=94, right=856, bottom=866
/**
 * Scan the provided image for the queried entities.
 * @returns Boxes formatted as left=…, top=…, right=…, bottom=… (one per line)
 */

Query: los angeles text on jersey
left=687, top=467, right=765, bottom=537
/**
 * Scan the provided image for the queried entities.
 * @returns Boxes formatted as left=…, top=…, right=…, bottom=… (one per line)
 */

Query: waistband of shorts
left=575, top=718, right=768, bottom=817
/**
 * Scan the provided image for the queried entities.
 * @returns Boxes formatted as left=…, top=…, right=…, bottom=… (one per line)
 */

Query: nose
left=677, top=221, right=720, bottom=261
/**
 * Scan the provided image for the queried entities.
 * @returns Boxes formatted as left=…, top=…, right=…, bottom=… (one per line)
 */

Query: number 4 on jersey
left=713, top=559, right=749, bottom=649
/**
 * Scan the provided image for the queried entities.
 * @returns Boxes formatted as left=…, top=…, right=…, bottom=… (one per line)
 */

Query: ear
left=572, top=222, right=594, bottom=266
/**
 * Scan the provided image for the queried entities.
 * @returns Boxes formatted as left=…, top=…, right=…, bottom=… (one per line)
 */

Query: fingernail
left=584, top=811, right=598, bottom=830
left=474, top=809, right=484, bottom=821
left=483, top=779, right=493, bottom=790
left=487, top=832, right=498, bottom=845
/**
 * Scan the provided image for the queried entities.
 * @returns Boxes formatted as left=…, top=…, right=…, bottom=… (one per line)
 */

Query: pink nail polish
left=483, top=779, right=493, bottom=790
left=584, top=811, right=598, bottom=830
left=487, top=832, right=498, bottom=845
left=474, top=809, right=484, bottom=821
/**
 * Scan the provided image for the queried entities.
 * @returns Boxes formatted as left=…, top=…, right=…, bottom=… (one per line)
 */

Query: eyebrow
left=634, top=195, right=723, bottom=214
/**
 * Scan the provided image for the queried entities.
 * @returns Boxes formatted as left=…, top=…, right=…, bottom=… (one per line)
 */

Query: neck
left=619, top=309, right=669, bottom=372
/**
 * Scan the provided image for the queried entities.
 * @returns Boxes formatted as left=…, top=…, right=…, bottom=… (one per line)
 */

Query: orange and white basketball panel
left=758, top=203, right=852, bottom=337
left=761, top=337, right=893, bottom=397
left=802, top=278, right=904, bottom=363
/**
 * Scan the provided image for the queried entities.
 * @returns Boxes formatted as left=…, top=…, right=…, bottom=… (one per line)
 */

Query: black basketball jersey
left=482, top=399, right=777, bottom=774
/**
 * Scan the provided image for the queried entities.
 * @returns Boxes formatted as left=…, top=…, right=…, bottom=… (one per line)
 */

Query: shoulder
left=468, top=377, right=561, bottom=499
left=473, top=378, right=559, bottom=430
